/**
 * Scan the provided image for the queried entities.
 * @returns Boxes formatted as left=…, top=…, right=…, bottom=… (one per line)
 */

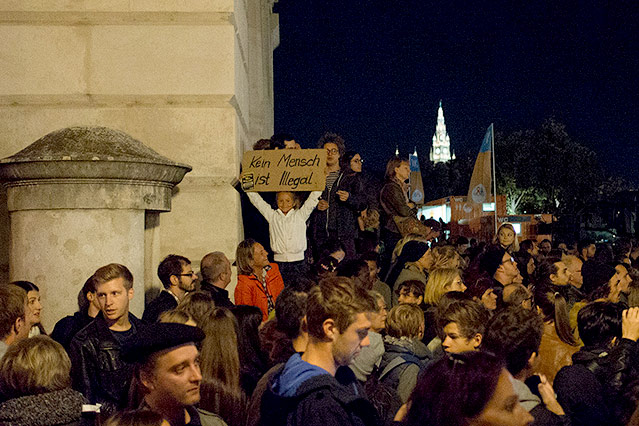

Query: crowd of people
left=1, top=132, right=639, bottom=426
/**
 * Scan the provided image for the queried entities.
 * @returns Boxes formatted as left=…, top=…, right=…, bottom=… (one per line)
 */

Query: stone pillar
left=0, top=126, right=190, bottom=330
left=0, top=2, right=279, bottom=299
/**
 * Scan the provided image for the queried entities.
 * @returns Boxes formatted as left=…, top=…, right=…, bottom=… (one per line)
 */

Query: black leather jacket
left=69, top=312, right=144, bottom=416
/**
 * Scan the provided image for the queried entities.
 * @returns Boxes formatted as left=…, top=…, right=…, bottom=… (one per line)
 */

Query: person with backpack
left=377, top=304, right=431, bottom=403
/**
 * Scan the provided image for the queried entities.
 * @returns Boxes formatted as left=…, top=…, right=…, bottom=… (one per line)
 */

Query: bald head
left=200, top=252, right=231, bottom=288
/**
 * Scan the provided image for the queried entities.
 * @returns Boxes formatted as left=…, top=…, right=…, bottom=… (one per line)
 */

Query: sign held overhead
left=240, top=149, right=327, bottom=192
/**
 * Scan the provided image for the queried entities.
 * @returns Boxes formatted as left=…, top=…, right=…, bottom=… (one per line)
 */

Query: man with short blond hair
left=70, top=263, right=143, bottom=416
left=260, top=277, right=378, bottom=426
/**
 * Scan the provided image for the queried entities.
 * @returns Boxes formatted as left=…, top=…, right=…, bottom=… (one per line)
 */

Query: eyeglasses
left=352, top=158, right=363, bottom=163
left=326, top=148, right=339, bottom=154
left=502, top=256, right=515, bottom=265
left=177, top=272, right=197, bottom=277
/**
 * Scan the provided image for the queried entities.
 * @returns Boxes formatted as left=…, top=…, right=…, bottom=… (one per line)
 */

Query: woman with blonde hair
left=494, top=223, right=520, bottom=254
left=421, top=268, right=467, bottom=344
left=0, top=335, right=88, bottom=425
left=423, top=268, right=467, bottom=306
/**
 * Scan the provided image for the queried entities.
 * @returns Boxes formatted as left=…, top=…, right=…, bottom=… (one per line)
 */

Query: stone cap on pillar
left=0, top=126, right=192, bottom=212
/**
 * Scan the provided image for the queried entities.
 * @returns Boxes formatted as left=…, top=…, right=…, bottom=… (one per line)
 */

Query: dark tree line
left=417, top=118, right=635, bottom=216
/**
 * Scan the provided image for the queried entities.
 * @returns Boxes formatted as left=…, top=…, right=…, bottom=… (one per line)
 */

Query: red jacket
left=235, top=263, right=285, bottom=321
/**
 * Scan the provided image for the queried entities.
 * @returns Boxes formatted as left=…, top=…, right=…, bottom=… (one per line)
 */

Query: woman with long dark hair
left=198, top=307, right=247, bottom=426
left=535, top=289, right=579, bottom=384
left=398, top=351, right=533, bottom=426
left=231, top=305, right=270, bottom=397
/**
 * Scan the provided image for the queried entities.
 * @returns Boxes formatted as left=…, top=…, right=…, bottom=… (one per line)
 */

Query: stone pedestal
left=0, top=126, right=190, bottom=330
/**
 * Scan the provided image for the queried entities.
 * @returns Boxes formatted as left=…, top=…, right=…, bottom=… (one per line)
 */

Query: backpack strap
left=379, top=354, right=422, bottom=381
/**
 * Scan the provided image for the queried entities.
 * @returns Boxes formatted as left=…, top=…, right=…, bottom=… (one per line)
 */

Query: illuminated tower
left=429, top=101, right=455, bottom=163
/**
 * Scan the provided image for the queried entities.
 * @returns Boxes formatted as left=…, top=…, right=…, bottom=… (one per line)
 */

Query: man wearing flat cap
left=124, top=322, right=227, bottom=426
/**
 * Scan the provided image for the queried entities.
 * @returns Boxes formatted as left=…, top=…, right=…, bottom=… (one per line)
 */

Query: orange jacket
left=235, top=263, right=285, bottom=321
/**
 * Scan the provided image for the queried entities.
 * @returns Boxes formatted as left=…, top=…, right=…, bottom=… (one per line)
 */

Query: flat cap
left=123, top=322, right=205, bottom=363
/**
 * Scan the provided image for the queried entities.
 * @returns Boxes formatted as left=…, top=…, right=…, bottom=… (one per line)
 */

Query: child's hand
left=317, top=200, right=329, bottom=211
left=336, top=190, right=349, bottom=201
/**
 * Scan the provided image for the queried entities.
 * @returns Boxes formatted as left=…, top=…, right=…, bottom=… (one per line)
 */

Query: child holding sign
left=246, top=190, right=322, bottom=286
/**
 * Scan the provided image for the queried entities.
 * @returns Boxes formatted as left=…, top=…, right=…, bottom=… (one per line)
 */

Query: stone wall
left=0, top=1, right=278, bottom=327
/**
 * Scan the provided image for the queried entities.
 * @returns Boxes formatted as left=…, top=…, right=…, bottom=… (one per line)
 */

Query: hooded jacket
left=259, top=353, right=379, bottom=426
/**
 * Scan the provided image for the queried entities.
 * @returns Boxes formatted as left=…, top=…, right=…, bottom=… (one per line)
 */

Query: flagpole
left=491, top=123, right=497, bottom=235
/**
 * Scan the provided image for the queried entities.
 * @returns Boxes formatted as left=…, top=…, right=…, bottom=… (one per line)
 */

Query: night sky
left=273, top=1, right=639, bottom=184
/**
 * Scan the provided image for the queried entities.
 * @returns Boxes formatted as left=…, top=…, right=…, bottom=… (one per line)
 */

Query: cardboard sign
left=240, top=149, right=327, bottom=192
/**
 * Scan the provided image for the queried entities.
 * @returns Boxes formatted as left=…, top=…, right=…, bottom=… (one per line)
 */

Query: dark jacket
left=50, top=311, right=95, bottom=352
left=200, top=281, right=234, bottom=309
left=310, top=171, right=366, bottom=258
left=69, top=312, right=144, bottom=416
left=554, top=339, right=637, bottom=426
left=142, top=290, right=177, bottom=323
left=421, top=304, right=438, bottom=346
left=259, top=353, right=379, bottom=426
left=378, top=336, right=431, bottom=403
left=0, top=388, right=90, bottom=426
left=379, top=179, right=416, bottom=234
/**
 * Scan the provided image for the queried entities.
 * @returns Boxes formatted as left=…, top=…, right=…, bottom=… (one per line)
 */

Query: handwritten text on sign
left=241, top=149, right=327, bottom=192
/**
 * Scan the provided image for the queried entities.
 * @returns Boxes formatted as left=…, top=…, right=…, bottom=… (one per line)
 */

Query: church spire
left=431, top=101, right=452, bottom=163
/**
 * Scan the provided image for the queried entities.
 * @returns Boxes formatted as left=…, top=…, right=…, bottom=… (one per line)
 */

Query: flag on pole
left=467, top=125, right=493, bottom=209
left=409, top=149, right=425, bottom=205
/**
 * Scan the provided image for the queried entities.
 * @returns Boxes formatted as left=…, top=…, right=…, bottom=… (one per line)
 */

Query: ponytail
left=552, top=292, right=577, bottom=346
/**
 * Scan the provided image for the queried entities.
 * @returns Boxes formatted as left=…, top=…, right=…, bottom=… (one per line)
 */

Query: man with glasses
left=478, top=245, right=521, bottom=310
left=143, top=254, right=197, bottom=323
left=481, top=246, right=521, bottom=288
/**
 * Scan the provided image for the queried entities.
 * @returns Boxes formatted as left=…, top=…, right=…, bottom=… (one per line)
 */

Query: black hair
left=356, top=231, right=380, bottom=255
left=319, top=238, right=346, bottom=259
left=340, top=150, right=361, bottom=173
left=577, top=238, right=595, bottom=255
left=337, top=259, right=369, bottom=279
left=157, top=254, right=190, bottom=289
left=593, top=243, right=614, bottom=264
left=275, top=287, right=308, bottom=339
left=359, top=251, right=379, bottom=263
left=519, top=239, right=536, bottom=253
left=456, top=236, right=469, bottom=246
left=577, top=301, right=623, bottom=348
left=482, top=306, right=543, bottom=376
left=270, top=133, right=295, bottom=149
left=317, top=132, right=346, bottom=155
left=11, top=281, right=39, bottom=293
